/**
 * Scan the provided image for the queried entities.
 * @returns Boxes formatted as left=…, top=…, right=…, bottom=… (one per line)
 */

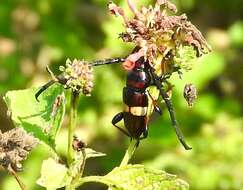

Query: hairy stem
left=120, top=139, right=138, bottom=167
left=67, top=90, right=79, bottom=166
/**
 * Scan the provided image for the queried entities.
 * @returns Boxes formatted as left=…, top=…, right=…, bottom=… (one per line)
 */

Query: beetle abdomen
left=123, top=112, right=147, bottom=139
left=123, top=87, right=148, bottom=107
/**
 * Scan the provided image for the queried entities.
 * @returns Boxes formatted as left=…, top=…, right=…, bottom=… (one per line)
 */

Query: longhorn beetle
left=35, top=56, right=191, bottom=150
left=93, top=56, right=191, bottom=150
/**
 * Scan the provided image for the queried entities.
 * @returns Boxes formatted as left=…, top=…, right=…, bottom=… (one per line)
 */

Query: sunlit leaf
left=79, top=165, right=189, bottom=190
left=85, top=148, right=106, bottom=159
left=145, top=114, right=243, bottom=190
left=3, top=84, right=65, bottom=149
left=36, top=158, right=68, bottom=190
left=69, top=148, right=106, bottom=178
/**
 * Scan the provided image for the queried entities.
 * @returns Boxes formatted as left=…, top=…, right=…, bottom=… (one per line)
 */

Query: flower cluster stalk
left=67, top=90, right=79, bottom=166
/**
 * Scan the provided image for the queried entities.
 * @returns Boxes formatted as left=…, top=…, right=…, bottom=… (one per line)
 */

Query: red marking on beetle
left=123, top=60, right=136, bottom=70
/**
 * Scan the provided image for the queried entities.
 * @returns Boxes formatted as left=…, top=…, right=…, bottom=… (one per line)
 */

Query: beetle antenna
left=159, top=87, right=192, bottom=150
left=150, top=70, right=192, bottom=150
left=35, top=80, right=56, bottom=101
left=46, top=66, right=59, bottom=82
left=35, top=66, right=68, bottom=102
left=91, top=57, right=125, bottom=66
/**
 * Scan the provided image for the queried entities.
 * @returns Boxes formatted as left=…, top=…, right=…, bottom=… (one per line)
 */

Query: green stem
left=79, top=148, right=86, bottom=176
left=72, top=176, right=111, bottom=189
left=120, top=139, right=138, bottom=167
left=67, top=90, right=79, bottom=166
left=65, top=184, right=75, bottom=190
left=69, top=140, right=138, bottom=189
left=69, top=148, right=86, bottom=189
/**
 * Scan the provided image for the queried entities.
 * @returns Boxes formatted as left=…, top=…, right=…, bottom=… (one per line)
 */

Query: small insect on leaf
left=51, top=95, right=65, bottom=117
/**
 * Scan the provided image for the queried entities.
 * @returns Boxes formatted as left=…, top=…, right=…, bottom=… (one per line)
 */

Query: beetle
left=93, top=56, right=191, bottom=150
left=35, top=56, right=191, bottom=150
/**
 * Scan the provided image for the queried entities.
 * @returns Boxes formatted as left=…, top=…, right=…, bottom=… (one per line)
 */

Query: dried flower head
left=109, top=0, right=211, bottom=76
left=72, top=135, right=87, bottom=152
left=0, top=128, right=37, bottom=172
left=60, top=59, right=94, bottom=95
left=184, top=83, right=197, bottom=107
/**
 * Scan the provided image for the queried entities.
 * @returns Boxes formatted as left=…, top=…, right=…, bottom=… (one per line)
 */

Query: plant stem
left=120, top=139, right=138, bottom=167
left=67, top=90, right=79, bottom=166
left=10, top=169, right=27, bottom=190
left=66, top=148, right=87, bottom=190
left=79, top=148, right=86, bottom=176
left=68, top=140, right=138, bottom=189
left=69, top=175, right=105, bottom=189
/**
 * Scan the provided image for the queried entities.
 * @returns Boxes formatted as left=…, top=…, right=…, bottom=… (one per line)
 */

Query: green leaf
left=36, top=158, right=69, bottom=190
left=69, top=148, right=106, bottom=178
left=3, top=84, right=65, bottom=149
left=85, top=148, right=106, bottom=159
left=78, top=165, right=189, bottom=190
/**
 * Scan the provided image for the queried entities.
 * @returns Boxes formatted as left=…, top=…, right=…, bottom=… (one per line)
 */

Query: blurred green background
left=0, top=0, right=243, bottom=189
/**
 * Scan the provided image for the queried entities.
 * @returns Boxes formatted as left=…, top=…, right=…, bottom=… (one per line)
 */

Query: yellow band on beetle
left=124, top=105, right=147, bottom=116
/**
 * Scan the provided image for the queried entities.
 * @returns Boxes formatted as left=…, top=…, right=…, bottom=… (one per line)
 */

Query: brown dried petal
left=110, top=0, right=210, bottom=72
left=127, top=0, right=143, bottom=19
left=156, top=0, right=177, bottom=13
left=156, top=0, right=166, bottom=6
left=108, top=1, right=124, bottom=17
left=119, top=32, right=133, bottom=42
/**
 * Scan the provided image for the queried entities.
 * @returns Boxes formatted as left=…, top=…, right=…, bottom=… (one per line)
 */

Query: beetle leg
left=147, top=92, right=162, bottom=115
left=135, top=140, right=140, bottom=148
left=150, top=70, right=192, bottom=150
left=112, top=112, right=131, bottom=137
left=139, top=125, right=148, bottom=140
left=154, top=106, right=162, bottom=115
left=91, top=58, right=126, bottom=66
